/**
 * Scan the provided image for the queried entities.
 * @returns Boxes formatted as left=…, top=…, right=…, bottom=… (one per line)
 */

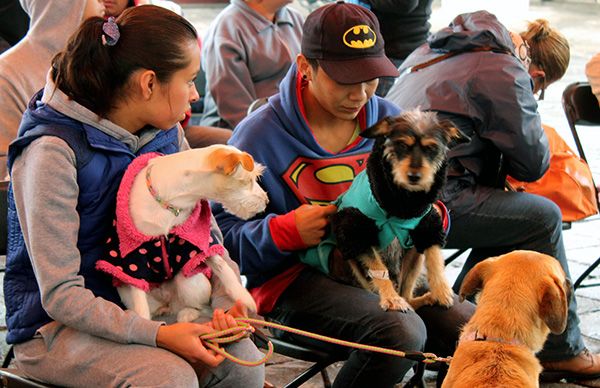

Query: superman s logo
left=343, top=25, right=376, bottom=49
left=282, top=154, right=368, bottom=205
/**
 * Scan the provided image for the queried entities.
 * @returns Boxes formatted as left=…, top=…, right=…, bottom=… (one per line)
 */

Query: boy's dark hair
left=306, top=58, right=319, bottom=71
left=51, top=5, right=198, bottom=117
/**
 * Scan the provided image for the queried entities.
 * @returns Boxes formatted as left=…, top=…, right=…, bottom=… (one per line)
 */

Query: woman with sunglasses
left=387, top=10, right=600, bottom=382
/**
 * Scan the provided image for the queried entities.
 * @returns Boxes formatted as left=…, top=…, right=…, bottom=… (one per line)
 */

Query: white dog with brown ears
left=96, top=145, right=268, bottom=322
left=442, top=250, right=571, bottom=388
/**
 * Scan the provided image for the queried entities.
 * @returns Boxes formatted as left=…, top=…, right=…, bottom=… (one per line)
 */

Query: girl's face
left=83, top=0, right=106, bottom=19
left=307, top=64, right=378, bottom=121
left=148, top=41, right=201, bottom=130
left=103, top=0, right=130, bottom=17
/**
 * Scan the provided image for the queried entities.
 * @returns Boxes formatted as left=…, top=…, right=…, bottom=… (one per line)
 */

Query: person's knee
left=367, top=309, right=427, bottom=351
left=134, top=350, right=199, bottom=388
left=210, top=339, right=265, bottom=388
left=162, top=363, right=199, bottom=388
left=532, top=195, right=562, bottom=229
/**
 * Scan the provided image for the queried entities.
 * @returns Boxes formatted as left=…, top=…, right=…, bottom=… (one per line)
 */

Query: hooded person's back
left=0, top=0, right=89, bottom=179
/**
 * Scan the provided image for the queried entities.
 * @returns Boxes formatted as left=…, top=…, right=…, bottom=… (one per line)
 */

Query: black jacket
left=364, top=0, right=433, bottom=60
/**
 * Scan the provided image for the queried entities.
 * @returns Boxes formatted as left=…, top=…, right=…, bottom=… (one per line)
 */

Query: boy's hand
left=295, top=204, right=337, bottom=246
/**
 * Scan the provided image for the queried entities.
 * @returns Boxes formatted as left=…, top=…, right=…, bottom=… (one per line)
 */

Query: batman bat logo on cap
left=342, top=25, right=377, bottom=49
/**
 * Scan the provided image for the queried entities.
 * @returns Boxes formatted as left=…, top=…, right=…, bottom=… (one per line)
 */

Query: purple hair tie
left=102, top=17, right=120, bottom=47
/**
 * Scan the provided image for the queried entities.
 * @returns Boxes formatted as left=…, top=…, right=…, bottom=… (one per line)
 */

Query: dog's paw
left=153, top=304, right=172, bottom=317
left=177, top=307, right=202, bottom=323
left=240, top=295, right=258, bottom=314
left=430, top=285, right=455, bottom=308
left=380, top=295, right=413, bottom=312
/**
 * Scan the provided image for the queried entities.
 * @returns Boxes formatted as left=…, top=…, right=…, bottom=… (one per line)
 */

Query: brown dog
left=442, top=250, right=571, bottom=388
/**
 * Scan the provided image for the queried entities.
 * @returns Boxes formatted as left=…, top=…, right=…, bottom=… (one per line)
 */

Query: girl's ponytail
left=51, top=5, right=198, bottom=117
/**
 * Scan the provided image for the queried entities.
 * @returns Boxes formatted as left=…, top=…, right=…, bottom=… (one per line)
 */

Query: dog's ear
left=361, top=116, right=395, bottom=138
left=438, top=119, right=469, bottom=145
left=212, top=149, right=255, bottom=175
left=539, top=275, right=570, bottom=334
left=459, top=259, right=493, bottom=302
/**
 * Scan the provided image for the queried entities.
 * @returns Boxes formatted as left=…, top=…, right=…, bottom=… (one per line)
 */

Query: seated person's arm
left=203, top=35, right=257, bottom=129
left=184, top=124, right=232, bottom=148
left=475, top=63, right=550, bottom=182
left=213, top=200, right=336, bottom=277
left=12, top=137, right=162, bottom=345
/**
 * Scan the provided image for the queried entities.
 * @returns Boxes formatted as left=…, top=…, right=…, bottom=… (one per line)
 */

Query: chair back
left=562, top=82, right=600, bottom=289
left=562, top=81, right=600, bottom=164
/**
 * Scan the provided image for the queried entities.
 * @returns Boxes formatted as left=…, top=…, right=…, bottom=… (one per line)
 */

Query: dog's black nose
left=407, top=171, right=422, bottom=183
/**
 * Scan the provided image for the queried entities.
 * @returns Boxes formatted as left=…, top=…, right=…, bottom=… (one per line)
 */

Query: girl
left=5, top=6, right=264, bottom=387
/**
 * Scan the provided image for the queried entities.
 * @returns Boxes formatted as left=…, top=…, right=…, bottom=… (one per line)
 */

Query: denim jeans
left=444, top=184, right=586, bottom=361
left=267, top=267, right=474, bottom=388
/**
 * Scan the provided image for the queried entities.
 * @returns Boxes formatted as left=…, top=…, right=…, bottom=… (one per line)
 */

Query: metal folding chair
left=562, top=81, right=600, bottom=289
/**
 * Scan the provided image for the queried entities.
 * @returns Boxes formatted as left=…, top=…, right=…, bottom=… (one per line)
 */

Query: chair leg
left=574, top=256, right=600, bottom=289
left=282, top=361, right=332, bottom=388
left=320, top=368, right=332, bottom=388
left=403, top=362, right=426, bottom=388
left=2, top=347, right=13, bottom=369
left=436, top=363, right=449, bottom=388
left=444, top=249, right=469, bottom=266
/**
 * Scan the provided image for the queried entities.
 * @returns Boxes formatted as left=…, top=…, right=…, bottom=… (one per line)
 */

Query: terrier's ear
left=361, top=116, right=396, bottom=138
left=211, top=149, right=255, bottom=175
left=539, top=275, right=570, bottom=335
left=459, top=259, right=493, bottom=302
left=438, top=119, right=469, bottom=145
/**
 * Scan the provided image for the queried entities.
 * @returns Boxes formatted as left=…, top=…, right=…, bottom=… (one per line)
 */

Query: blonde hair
left=520, top=19, right=570, bottom=84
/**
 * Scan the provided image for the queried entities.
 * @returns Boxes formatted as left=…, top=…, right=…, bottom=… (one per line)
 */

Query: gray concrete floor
left=1, top=0, right=600, bottom=387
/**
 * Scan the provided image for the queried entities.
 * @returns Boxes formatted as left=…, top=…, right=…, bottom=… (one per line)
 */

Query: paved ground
left=1, top=0, right=599, bottom=387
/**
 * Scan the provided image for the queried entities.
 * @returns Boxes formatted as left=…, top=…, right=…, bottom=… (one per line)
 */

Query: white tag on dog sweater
left=368, top=269, right=389, bottom=280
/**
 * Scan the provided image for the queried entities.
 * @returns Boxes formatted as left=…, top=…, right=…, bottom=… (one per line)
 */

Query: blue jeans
left=444, top=185, right=586, bottom=361
left=267, top=267, right=474, bottom=388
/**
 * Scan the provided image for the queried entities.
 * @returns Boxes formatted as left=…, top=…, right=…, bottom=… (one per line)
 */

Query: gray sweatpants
left=13, top=321, right=265, bottom=387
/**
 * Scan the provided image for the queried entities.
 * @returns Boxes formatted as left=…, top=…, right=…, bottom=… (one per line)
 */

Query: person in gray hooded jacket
left=200, top=0, right=303, bottom=129
left=0, top=0, right=105, bottom=180
left=386, top=10, right=600, bottom=382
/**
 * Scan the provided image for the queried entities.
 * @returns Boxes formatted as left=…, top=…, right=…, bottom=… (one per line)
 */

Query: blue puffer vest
left=4, top=90, right=180, bottom=344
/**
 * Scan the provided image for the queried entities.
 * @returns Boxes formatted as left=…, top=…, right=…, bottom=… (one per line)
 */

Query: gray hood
left=427, top=10, right=514, bottom=54
left=19, top=0, right=87, bottom=53
left=0, top=0, right=89, bottom=179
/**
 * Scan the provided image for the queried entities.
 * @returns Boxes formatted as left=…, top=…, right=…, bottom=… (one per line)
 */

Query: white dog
left=96, top=145, right=268, bottom=322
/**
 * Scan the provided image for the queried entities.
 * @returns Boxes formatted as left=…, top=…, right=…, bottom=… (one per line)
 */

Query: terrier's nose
left=407, top=171, right=422, bottom=183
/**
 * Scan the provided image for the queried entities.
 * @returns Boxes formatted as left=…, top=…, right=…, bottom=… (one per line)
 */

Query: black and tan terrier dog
left=329, top=109, right=464, bottom=311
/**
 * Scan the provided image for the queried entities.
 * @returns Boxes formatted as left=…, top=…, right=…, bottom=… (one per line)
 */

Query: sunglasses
left=516, top=40, right=532, bottom=69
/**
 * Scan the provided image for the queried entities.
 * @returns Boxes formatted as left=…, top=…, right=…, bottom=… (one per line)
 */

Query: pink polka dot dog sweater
left=96, top=153, right=225, bottom=292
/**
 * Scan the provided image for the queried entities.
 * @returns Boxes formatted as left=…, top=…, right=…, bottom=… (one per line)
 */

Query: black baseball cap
left=301, top=1, right=399, bottom=84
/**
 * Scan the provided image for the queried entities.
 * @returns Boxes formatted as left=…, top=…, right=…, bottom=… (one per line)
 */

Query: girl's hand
left=227, top=299, right=249, bottom=319
left=211, top=300, right=247, bottom=332
left=156, top=323, right=224, bottom=367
